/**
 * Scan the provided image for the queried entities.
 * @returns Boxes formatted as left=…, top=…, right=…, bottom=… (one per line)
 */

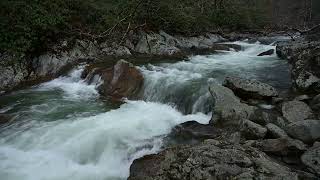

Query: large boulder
left=85, top=60, right=144, bottom=100
left=223, top=76, right=278, bottom=100
left=129, top=139, right=299, bottom=180
left=286, top=120, right=320, bottom=144
left=209, top=80, right=256, bottom=127
left=281, top=100, right=313, bottom=123
left=301, top=142, right=320, bottom=175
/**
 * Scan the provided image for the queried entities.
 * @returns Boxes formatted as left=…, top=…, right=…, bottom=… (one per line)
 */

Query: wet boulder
left=281, top=100, right=313, bottom=123
left=223, top=76, right=278, bottom=100
left=168, top=121, right=221, bottom=144
left=257, top=49, right=274, bottom=56
left=86, top=60, right=144, bottom=100
left=286, top=120, right=320, bottom=144
left=209, top=80, right=256, bottom=128
left=301, top=142, right=320, bottom=175
left=128, top=139, right=299, bottom=180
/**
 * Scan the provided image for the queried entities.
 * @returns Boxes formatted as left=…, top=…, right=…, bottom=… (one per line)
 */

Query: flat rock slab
left=223, top=76, right=278, bottom=100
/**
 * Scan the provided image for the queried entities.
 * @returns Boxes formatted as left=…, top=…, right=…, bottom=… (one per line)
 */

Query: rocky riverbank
left=127, top=35, right=320, bottom=179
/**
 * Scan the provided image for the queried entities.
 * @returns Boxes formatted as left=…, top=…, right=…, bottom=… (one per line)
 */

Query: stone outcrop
left=223, top=76, right=278, bottom=100
left=276, top=40, right=320, bottom=93
left=128, top=139, right=299, bottom=180
left=0, top=31, right=227, bottom=93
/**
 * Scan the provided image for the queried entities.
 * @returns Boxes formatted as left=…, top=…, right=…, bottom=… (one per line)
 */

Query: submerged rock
left=128, top=139, right=299, bottom=180
left=257, top=49, right=274, bottom=56
left=286, top=120, right=320, bottom=144
left=301, top=142, right=320, bottom=175
left=223, top=76, right=278, bottom=100
left=281, top=100, right=313, bottom=123
left=85, top=60, right=144, bottom=100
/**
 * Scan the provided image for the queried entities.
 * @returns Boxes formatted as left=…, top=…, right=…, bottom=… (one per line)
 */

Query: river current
left=0, top=41, right=291, bottom=180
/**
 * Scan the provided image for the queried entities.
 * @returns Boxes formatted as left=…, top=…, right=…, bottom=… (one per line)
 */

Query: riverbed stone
left=281, top=100, right=313, bottom=123
left=223, top=76, right=278, bottom=100
left=310, top=94, right=320, bottom=119
left=128, top=139, right=299, bottom=180
left=286, top=120, right=320, bottom=144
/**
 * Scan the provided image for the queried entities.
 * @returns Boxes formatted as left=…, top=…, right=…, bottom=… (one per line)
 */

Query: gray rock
left=301, top=142, right=320, bottom=175
left=266, top=123, right=288, bottom=138
left=209, top=80, right=256, bottom=127
left=282, top=100, right=313, bottom=123
left=128, top=140, right=299, bottom=180
left=168, top=121, right=221, bottom=143
left=223, top=76, right=278, bottom=100
left=286, top=120, right=320, bottom=144
left=257, top=49, right=275, bottom=56
left=245, top=138, right=307, bottom=156
left=240, top=119, right=267, bottom=140
left=294, top=94, right=311, bottom=102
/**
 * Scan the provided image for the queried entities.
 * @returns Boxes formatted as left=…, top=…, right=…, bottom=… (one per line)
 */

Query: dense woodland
left=0, top=0, right=319, bottom=57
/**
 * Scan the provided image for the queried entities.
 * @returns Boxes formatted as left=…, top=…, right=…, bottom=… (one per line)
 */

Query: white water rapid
left=0, top=41, right=291, bottom=180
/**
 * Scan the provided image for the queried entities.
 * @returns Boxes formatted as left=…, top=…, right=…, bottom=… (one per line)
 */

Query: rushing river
left=0, top=41, right=291, bottom=180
